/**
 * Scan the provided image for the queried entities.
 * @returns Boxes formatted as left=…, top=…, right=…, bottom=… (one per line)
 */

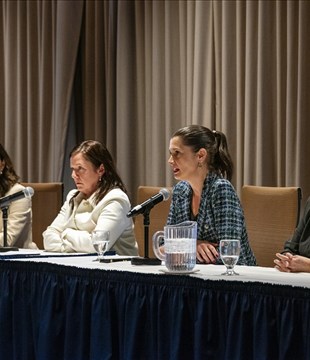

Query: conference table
left=0, top=251, right=309, bottom=360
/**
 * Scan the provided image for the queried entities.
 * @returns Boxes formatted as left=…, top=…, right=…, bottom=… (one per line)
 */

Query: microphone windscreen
left=159, top=188, right=170, bottom=201
left=24, top=187, right=34, bottom=198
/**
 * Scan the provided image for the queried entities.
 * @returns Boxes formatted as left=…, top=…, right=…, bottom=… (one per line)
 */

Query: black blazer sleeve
left=282, top=197, right=310, bottom=256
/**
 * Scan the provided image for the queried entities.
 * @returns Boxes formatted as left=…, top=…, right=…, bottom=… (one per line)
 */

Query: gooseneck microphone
left=0, top=186, right=34, bottom=209
left=127, top=188, right=170, bottom=218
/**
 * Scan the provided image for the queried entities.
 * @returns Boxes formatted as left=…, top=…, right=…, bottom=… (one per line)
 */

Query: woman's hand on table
left=196, top=240, right=219, bottom=264
left=274, top=252, right=310, bottom=273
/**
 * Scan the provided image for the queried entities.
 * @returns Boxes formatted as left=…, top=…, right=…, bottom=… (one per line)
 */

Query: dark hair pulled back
left=172, top=125, right=233, bottom=181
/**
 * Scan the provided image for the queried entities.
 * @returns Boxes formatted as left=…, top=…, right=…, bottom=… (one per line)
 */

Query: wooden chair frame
left=21, top=182, right=63, bottom=249
left=241, top=185, right=302, bottom=267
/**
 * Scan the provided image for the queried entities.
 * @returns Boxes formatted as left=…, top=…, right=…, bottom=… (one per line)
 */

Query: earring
left=198, top=162, right=202, bottom=168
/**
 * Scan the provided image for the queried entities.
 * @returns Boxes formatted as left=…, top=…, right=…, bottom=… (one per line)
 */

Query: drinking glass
left=91, top=230, right=110, bottom=261
left=219, top=239, right=240, bottom=275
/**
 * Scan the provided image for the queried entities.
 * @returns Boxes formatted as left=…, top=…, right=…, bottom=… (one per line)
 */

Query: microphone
left=127, top=188, right=170, bottom=218
left=0, top=187, right=34, bottom=209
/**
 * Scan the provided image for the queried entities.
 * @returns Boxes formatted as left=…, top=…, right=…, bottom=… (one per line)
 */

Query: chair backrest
left=21, top=182, right=63, bottom=249
left=134, top=186, right=172, bottom=258
left=241, top=185, right=302, bottom=267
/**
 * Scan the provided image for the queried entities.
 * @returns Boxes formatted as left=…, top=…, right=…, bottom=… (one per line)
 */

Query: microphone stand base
left=0, top=246, right=19, bottom=252
left=131, top=257, right=161, bottom=266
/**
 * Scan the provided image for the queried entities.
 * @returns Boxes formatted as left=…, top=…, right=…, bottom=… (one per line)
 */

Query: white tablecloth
left=4, top=249, right=309, bottom=289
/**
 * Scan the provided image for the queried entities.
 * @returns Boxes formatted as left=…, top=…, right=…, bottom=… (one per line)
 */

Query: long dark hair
left=172, top=125, right=233, bottom=181
left=70, top=140, right=127, bottom=204
left=0, top=144, right=19, bottom=197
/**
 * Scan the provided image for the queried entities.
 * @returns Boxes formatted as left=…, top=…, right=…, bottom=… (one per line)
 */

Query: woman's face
left=168, top=136, right=201, bottom=181
left=70, top=153, right=104, bottom=198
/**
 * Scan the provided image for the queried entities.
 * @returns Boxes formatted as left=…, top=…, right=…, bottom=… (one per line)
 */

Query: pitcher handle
left=152, top=231, right=165, bottom=261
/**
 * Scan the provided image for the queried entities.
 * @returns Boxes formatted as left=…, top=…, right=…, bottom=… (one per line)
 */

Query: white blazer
left=0, top=183, right=37, bottom=249
left=43, top=188, right=138, bottom=255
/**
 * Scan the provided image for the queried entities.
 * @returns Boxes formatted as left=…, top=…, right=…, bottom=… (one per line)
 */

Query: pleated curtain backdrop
left=0, top=0, right=309, bottom=206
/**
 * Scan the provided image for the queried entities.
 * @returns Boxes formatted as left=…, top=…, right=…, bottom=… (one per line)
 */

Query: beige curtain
left=0, top=0, right=83, bottom=181
left=1, top=0, right=310, bottom=207
left=75, top=0, right=310, bottom=204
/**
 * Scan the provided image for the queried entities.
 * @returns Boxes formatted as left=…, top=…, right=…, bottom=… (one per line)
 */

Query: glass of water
left=219, top=239, right=240, bottom=275
left=91, top=229, right=110, bottom=261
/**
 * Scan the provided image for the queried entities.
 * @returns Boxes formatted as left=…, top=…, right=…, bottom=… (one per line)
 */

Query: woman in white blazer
left=43, top=140, right=138, bottom=255
left=0, top=144, right=37, bottom=249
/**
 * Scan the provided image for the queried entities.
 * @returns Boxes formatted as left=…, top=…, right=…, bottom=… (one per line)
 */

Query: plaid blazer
left=167, top=172, right=256, bottom=266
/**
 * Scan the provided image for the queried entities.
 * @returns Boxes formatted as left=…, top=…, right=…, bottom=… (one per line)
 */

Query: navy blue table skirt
left=0, top=260, right=309, bottom=360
